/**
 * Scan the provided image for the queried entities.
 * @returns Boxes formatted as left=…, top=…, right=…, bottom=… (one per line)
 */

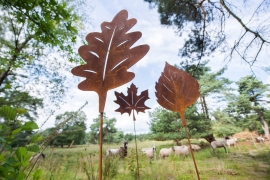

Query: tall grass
left=32, top=140, right=270, bottom=180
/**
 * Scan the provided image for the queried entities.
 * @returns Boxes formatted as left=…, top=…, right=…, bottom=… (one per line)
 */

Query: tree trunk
left=202, top=96, right=209, bottom=119
left=203, top=134, right=216, bottom=143
left=174, top=139, right=182, bottom=146
left=257, top=110, right=270, bottom=139
left=200, top=97, right=206, bottom=118
left=0, top=68, right=11, bottom=87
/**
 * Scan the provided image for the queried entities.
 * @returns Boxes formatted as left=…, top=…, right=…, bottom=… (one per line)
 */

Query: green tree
left=112, top=131, right=125, bottom=144
left=144, top=0, right=270, bottom=68
left=224, top=90, right=260, bottom=132
left=89, top=114, right=118, bottom=144
left=0, top=90, right=43, bottom=121
left=199, top=67, right=231, bottom=119
left=48, top=111, right=87, bottom=147
left=235, top=75, right=270, bottom=139
left=211, top=109, right=242, bottom=137
left=148, top=106, right=211, bottom=141
left=0, top=0, right=93, bottom=117
left=124, top=133, right=134, bottom=142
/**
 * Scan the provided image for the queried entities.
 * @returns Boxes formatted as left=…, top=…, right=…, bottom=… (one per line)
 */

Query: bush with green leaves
left=0, top=105, right=43, bottom=180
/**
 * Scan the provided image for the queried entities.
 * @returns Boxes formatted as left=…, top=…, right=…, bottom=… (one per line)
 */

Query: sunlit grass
left=29, top=140, right=270, bottom=180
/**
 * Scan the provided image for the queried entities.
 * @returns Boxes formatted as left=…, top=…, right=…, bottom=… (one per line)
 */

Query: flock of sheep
left=105, top=137, right=240, bottom=160
left=30, top=135, right=267, bottom=166
left=140, top=137, right=240, bottom=160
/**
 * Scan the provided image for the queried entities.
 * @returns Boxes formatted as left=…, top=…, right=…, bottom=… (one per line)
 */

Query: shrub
left=0, top=105, right=43, bottom=180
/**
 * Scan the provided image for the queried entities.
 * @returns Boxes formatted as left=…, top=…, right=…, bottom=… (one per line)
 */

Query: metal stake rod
left=183, top=124, right=200, bottom=180
left=99, top=112, right=103, bottom=180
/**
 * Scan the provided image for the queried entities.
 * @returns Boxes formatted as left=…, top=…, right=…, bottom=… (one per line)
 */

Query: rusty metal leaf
left=155, top=62, right=200, bottom=126
left=114, top=83, right=150, bottom=121
left=71, top=10, right=150, bottom=112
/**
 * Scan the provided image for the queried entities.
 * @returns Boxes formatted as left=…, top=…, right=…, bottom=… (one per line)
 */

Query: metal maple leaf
left=71, top=10, right=150, bottom=113
left=114, top=83, right=150, bottom=121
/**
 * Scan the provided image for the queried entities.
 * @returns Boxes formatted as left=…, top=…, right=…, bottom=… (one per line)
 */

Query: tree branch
left=220, top=0, right=269, bottom=64
left=196, top=0, right=207, bottom=67
left=220, top=0, right=270, bottom=44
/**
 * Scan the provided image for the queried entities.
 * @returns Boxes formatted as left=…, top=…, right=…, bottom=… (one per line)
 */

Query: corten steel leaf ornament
left=71, top=9, right=150, bottom=112
left=155, top=62, right=201, bottom=180
left=71, top=10, right=149, bottom=180
left=114, top=83, right=150, bottom=121
left=114, top=83, right=150, bottom=180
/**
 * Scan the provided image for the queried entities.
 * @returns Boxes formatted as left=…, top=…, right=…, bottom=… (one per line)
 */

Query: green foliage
left=211, top=109, right=242, bottom=137
left=175, top=60, right=211, bottom=80
left=148, top=106, right=212, bottom=141
left=88, top=113, right=120, bottom=144
left=226, top=75, right=270, bottom=134
left=125, top=148, right=139, bottom=180
left=0, top=0, right=93, bottom=119
left=0, top=90, right=43, bottom=121
left=41, top=111, right=87, bottom=147
left=80, top=152, right=98, bottom=180
left=103, top=156, right=119, bottom=180
left=0, top=105, right=43, bottom=180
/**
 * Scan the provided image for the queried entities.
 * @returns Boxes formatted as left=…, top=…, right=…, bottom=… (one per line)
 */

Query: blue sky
left=38, top=0, right=270, bottom=134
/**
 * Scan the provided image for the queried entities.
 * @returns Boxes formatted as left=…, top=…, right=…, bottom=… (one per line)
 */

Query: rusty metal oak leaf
left=71, top=10, right=150, bottom=112
left=114, top=83, right=150, bottom=121
left=155, top=62, right=200, bottom=126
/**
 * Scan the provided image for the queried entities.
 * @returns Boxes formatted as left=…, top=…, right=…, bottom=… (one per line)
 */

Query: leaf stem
left=181, top=113, right=200, bottom=180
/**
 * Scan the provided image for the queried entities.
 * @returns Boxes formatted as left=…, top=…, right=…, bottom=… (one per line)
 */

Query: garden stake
left=155, top=62, right=201, bottom=180
left=99, top=112, right=103, bottom=180
left=114, top=83, right=151, bottom=180
left=71, top=10, right=149, bottom=180
left=134, top=120, right=140, bottom=180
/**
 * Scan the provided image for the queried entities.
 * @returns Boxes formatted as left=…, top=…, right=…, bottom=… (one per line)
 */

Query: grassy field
left=28, top=139, right=270, bottom=180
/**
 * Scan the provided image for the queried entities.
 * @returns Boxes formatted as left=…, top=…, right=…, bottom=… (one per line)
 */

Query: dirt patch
left=232, top=130, right=258, bottom=139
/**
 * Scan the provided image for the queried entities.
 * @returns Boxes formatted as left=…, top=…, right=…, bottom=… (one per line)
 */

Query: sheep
left=29, top=153, right=45, bottom=166
left=226, top=138, right=237, bottom=147
left=210, top=139, right=228, bottom=153
left=190, top=144, right=201, bottom=151
left=173, top=145, right=190, bottom=156
left=106, top=140, right=128, bottom=158
left=255, top=137, right=264, bottom=143
left=159, top=147, right=175, bottom=159
left=119, top=140, right=128, bottom=158
left=106, top=148, right=120, bottom=156
left=142, top=147, right=156, bottom=159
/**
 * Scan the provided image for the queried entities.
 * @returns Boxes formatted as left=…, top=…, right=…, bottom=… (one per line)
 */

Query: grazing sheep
left=190, top=144, right=201, bottom=151
left=119, top=140, right=128, bottom=158
left=107, top=140, right=128, bottom=158
left=255, top=137, right=264, bottom=143
left=106, top=148, right=120, bottom=156
left=211, top=139, right=228, bottom=153
left=226, top=138, right=237, bottom=147
left=29, top=153, right=45, bottom=166
left=159, top=147, right=175, bottom=159
left=173, top=145, right=190, bottom=156
left=142, top=147, right=156, bottom=159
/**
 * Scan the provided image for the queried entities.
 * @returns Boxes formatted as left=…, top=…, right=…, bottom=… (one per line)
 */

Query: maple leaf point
left=114, top=83, right=150, bottom=120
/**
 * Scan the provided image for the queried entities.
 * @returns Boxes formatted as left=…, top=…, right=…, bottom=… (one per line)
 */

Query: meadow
left=29, top=139, right=270, bottom=180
